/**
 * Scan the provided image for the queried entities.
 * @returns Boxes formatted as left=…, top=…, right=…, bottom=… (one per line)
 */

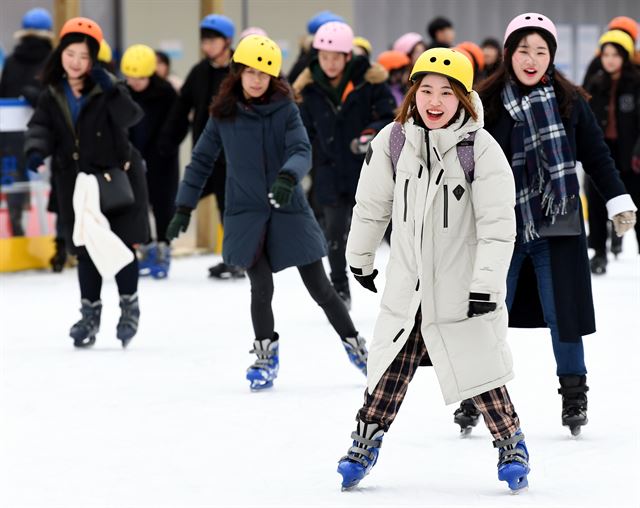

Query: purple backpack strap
left=456, top=131, right=476, bottom=183
left=389, top=122, right=405, bottom=176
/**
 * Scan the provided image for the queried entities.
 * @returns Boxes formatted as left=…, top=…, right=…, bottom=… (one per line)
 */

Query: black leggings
left=77, top=247, right=139, bottom=302
left=246, top=254, right=358, bottom=339
left=322, top=196, right=353, bottom=286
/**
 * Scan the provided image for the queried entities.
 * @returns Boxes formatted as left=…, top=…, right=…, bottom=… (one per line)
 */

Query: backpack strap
left=456, top=131, right=476, bottom=183
left=389, top=122, right=406, bottom=176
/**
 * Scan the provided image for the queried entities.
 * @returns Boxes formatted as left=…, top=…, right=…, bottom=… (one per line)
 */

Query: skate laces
left=493, top=431, right=528, bottom=467
left=341, top=421, right=383, bottom=468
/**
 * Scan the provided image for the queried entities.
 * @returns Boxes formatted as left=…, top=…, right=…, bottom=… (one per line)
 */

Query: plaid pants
left=358, top=310, right=520, bottom=440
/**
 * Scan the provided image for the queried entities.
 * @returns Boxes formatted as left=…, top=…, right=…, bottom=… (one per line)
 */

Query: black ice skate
left=558, top=375, right=589, bottom=436
left=208, top=262, right=246, bottom=279
left=589, top=253, right=607, bottom=275
left=117, top=293, right=140, bottom=348
left=453, top=398, right=481, bottom=436
left=69, top=299, right=102, bottom=348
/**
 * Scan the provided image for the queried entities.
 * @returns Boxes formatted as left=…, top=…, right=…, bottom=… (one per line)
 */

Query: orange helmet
left=59, top=17, right=103, bottom=45
left=377, top=50, right=411, bottom=71
left=456, top=41, right=485, bottom=71
left=608, top=16, right=638, bottom=42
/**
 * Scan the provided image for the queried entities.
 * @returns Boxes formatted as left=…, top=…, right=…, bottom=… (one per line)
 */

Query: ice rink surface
left=1, top=239, right=639, bottom=508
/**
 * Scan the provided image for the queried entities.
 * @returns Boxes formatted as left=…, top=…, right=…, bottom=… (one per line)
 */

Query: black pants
left=77, top=247, right=138, bottom=302
left=621, top=170, right=640, bottom=253
left=146, top=168, right=178, bottom=243
left=246, top=254, right=357, bottom=339
left=322, top=196, right=353, bottom=287
left=585, top=174, right=610, bottom=255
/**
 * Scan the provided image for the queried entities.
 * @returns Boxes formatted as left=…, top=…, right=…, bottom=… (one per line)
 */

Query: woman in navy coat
left=167, top=35, right=367, bottom=390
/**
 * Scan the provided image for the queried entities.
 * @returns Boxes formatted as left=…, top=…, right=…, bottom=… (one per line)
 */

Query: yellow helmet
left=120, top=44, right=156, bottom=78
left=410, top=47, right=474, bottom=92
left=353, top=36, right=372, bottom=55
left=232, top=35, right=282, bottom=77
left=599, top=30, right=635, bottom=59
left=98, top=40, right=112, bottom=63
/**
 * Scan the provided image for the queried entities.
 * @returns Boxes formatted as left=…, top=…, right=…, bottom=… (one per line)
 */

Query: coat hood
left=292, top=57, right=388, bottom=99
left=12, top=36, right=52, bottom=63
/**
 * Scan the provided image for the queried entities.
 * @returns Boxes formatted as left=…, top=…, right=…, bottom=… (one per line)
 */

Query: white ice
left=1, top=238, right=639, bottom=508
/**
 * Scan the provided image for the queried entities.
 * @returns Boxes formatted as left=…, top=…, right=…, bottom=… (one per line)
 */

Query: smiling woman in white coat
left=336, top=48, right=530, bottom=494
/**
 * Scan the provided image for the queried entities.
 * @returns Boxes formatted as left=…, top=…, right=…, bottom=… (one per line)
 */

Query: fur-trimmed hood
left=292, top=56, right=388, bottom=99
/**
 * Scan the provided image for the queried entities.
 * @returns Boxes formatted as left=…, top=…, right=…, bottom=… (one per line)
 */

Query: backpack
left=389, top=122, right=476, bottom=183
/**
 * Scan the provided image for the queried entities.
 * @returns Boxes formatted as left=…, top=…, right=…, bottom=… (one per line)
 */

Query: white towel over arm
left=72, top=172, right=134, bottom=278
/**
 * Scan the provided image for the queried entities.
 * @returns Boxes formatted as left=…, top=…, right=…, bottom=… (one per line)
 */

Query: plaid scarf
left=501, top=75, right=579, bottom=242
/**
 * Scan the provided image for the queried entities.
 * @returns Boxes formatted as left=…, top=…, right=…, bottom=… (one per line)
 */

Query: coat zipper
left=443, top=184, right=448, bottom=228
left=392, top=328, right=405, bottom=343
left=403, top=178, right=409, bottom=222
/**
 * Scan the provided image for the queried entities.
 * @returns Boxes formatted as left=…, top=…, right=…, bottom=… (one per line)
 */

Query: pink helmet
left=504, top=12, right=558, bottom=47
left=239, top=26, right=267, bottom=40
left=313, top=21, right=354, bottom=53
left=392, top=32, right=425, bottom=56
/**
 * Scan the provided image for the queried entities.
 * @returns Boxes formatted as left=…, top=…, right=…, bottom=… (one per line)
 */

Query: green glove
left=268, top=172, right=297, bottom=209
left=166, top=208, right=192, bottom=240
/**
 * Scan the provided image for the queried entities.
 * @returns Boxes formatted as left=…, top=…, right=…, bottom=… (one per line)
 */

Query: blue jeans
left=506, top=238, right=587, bottom=376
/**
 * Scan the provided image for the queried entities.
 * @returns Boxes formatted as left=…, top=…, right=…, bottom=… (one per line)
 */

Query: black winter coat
left=24, top=79, right=150, bottom=253
left=294, top=56, right=396, bottom=205
left=0, top=36, right=52, bottom=105
left=128, top=76, right=179, bottom=179
left=160, top=58, right=229, bottom=198
left=584, top=70, right=640, bottom=173
left=484, top=93, right=628, bottom=341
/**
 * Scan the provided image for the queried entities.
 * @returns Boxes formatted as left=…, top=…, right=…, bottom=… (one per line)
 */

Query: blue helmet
left=22, top=8, right=53, bottom=31
left=200, top=14, right=235, bottom=39
left=307, top=10, right=345, bottom=35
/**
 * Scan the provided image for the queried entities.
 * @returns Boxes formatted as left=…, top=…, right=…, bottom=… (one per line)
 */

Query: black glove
left=268, top=172, right=296, bottom=208
left=467, top=295, right=497, bottom=318
left=91, top=66, right=113, bottom=91
left=351, top=267, right=378, bottom=293
left=26, top=151, right=45, bottom=172
left=166, top=207, right=192, bottom=240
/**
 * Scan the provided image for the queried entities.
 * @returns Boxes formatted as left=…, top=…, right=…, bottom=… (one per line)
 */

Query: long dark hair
left=41, top=33, right=99, bottom=87
left=599, top=42, right=640, bottom=80
left=210, top=63, right=292, bottom=120
left=477, top=29, right=589, bottom=124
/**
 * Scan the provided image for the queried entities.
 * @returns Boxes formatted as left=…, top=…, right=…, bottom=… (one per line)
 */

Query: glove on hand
left=166, top=208, right=192, bottom=240
left=349, top=129, right=376, bottom=154
left=351, top=267, right=378, bottom=293
left=90, top=66, right=113, bottom=91
left=268, top=172, right=296, bottom=208
left=612, top=211, right=637, bottom=237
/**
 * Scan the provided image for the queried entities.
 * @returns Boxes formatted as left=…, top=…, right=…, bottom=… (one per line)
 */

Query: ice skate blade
left=249, top=380, right=273, bottom=391
left=458, top=426, right=473, bottom=437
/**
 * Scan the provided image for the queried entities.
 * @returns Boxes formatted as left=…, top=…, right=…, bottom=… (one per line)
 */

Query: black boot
left=117, top=293, right=140, bottom=348
left=50, top=237, right=67, bottom=273
left=589, top=253, right=607, bottom=275
left=610, top=231, right=622, bottom=258
left=208, top=262, right=246, bottom=279
left=453, top=398, right=481, bottom=436
left=69, top=299, right=102, bottom=348
left=558, top=375, right=589, bottom=436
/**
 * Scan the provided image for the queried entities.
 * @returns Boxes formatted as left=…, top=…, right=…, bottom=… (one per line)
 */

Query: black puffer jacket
left=293, top=56, right=396, bottom=206
left=24, top=78, right=150, bottom=252
left=584, top=69, right=640, bottom=173
left=0, top=36, right=52, bottom=105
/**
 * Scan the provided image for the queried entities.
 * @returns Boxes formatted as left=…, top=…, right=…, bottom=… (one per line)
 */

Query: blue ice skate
left=341, top=335, right=368, bottom=375
left=246, top=335, right=279, bottom=390
left=337, top=421, right=384, bottom=491
left=494, top=430, right=530, bottom=492
left=137, top=242, right=157, bottom=277
left=149, top=242, right=171, bottom=279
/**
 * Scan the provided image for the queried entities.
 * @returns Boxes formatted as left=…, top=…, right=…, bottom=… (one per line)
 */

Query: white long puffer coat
left=347, top=92, right=517, bottom=404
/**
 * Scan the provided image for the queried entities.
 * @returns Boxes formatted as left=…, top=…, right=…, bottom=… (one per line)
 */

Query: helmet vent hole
left=430, top=56, right=436, bottom=62
left=444, top=59, right=451, bottom=65
left=525, top=16, right=531, bottom=20
left=257, top=56, right=262, bottom=62
left=328, top=39, right=333, bottom=44
left=267, top=61, right=272, bottom=65
left=538, top=17, right=543, bottom=21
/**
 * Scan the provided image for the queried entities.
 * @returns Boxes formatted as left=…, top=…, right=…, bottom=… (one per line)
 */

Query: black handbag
left=537, top=197, right=582, bottom=237
left=96, top=168, right=135, bottom=214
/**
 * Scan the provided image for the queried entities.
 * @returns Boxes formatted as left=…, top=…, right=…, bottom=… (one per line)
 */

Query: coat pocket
left=403, top=178, right=409, bottom=222
left=443, top=184, right=448, bottom=229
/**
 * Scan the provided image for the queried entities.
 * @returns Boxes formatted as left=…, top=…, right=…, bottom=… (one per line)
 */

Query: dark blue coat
left=175, top=95, right=327, bottom=272
left=294, top=57, right=396, bottom=205
left=485, top=93, right=627, bottom=341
